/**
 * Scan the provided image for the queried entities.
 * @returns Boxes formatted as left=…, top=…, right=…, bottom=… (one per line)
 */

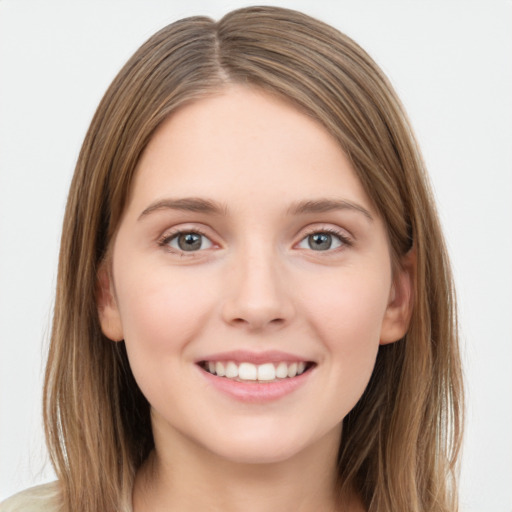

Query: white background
left=0, top=1, right=511, bottom=510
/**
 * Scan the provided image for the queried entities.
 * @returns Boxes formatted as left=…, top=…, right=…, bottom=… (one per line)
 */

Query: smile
left=199, top=360, right=314, bottom=382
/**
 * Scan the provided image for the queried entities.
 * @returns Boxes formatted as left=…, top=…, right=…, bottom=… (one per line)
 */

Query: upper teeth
left=206, top=361, right=307, bottom=381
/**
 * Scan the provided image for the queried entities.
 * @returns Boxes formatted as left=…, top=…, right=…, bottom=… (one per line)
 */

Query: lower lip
left=198, top=366, right=313, bottom=403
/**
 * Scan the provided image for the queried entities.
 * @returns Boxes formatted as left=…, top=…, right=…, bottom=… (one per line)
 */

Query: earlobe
left=96, top=263, right=124, bottom=342
left=379, top=248, right=416, bottom=345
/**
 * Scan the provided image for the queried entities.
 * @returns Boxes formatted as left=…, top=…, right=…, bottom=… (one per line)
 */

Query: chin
left=209, top=439, right=307, bottom=465
left=198, top=421, right=334, bottom=466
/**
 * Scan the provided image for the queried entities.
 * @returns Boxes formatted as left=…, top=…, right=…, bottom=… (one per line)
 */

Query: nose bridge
left=222, top=237, right=294, bottom=329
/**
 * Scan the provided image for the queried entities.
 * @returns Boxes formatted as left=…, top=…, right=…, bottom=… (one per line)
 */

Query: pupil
left=309, top=233, right=331, bottom=250
left=178, top=233, right=202, bottom=251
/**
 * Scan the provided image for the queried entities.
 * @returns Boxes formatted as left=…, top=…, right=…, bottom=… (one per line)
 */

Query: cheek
left=113, top=265, right=223, bottom=421
left=306, top=268, right=388, bottom=335
left=113, top=264, right=215, bottom=377
left=298, top=265, right=390, bottom=382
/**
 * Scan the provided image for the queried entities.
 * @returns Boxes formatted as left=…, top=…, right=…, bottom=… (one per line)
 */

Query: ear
left=96, top=262, right=124, bottom=342
left=379, top=248, right=416, bottom=345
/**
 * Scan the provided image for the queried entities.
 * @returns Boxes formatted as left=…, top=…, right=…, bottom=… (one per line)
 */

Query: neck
left=132, top=420, right=359, bottom=512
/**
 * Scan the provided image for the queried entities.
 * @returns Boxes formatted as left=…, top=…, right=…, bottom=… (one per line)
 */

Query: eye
left=297, top=230, right=348, bottom=251
left=164, top=231, right=213, bottom=252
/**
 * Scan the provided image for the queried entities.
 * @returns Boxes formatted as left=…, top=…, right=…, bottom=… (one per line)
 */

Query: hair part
left=44, top=6, right=463, bottom=512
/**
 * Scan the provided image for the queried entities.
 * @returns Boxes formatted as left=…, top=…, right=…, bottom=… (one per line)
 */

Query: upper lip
left=196, top=350, right=314, bottom=365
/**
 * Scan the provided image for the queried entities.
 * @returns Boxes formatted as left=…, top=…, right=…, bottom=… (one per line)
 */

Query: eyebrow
left=287, top=198, right=374, bottom=221
left=138, top=196, right=373, bottom=222
left=138, top=197, right=228, bottom=220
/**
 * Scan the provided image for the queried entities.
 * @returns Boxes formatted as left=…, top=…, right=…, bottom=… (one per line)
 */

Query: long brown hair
left=43, top=6, right=463, bottom=511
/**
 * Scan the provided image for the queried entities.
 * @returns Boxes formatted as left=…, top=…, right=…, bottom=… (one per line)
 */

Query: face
left=99, top=86, right=412, bottom=465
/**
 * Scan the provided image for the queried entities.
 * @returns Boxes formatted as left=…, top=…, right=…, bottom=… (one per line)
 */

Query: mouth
left=198, top=360, right=316, bottom=383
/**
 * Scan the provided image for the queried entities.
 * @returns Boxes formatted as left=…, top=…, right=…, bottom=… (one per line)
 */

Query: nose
left=221, top=246, right=295, bottom=331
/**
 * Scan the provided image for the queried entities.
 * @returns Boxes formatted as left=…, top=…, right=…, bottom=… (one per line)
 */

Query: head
left=44, top=6, right=463, bottom=512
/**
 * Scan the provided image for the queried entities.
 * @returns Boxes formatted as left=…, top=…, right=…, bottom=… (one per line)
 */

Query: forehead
left=129, top=85, right=375, bottom=217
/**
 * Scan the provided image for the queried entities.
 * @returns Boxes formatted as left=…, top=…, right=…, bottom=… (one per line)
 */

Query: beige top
left=0, top=482, right=60, bottom=512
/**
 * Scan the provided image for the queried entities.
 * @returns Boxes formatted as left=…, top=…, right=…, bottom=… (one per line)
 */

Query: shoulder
left=0, top=482, right=61, bottom=512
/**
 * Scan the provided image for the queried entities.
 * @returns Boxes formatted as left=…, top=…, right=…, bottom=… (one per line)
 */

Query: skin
left=98, top=85, right=413, bottom=512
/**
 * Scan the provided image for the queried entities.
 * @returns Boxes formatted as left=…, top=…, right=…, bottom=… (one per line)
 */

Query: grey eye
left=297, top=232, right=343, bottom=251
left=169, top=232, right=213, bottom=252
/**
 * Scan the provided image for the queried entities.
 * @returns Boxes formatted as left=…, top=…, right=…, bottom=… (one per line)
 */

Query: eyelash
left=158, top=228, right=212, bottom=256
left=157, top=226, right=353, bottom=255
left=299, top=227, right=353, bottom=251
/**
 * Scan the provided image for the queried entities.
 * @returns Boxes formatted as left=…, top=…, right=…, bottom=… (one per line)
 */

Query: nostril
left=221, top=291, right=295, bottom=329
left=230, top=316, right=286, bottom=329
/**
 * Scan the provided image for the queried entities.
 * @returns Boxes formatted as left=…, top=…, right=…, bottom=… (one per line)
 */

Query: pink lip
left=195, top=349, right=312, bottom=365
left=196, top=361, right=314, bottom=404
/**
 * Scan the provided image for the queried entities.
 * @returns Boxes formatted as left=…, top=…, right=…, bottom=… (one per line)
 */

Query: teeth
left=276, top=362, right=288, bottom=379
left=215, top=361, right=226, bottom=377
left=225, top=361, right=238, bottom=378
left=287, top=362, right=298, bottom=378
left=238, top=362, right=257, bottom=380
left=204, top=360, right=310, bottom=381
left=257, top=363, right=276, bottom=381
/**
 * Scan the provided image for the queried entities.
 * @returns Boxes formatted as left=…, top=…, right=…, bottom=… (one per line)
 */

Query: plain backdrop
left=0, top=1, right=511, bottom=510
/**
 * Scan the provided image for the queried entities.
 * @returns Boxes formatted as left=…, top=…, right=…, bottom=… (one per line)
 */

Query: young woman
left=1, top=6, right=463, bottom=512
